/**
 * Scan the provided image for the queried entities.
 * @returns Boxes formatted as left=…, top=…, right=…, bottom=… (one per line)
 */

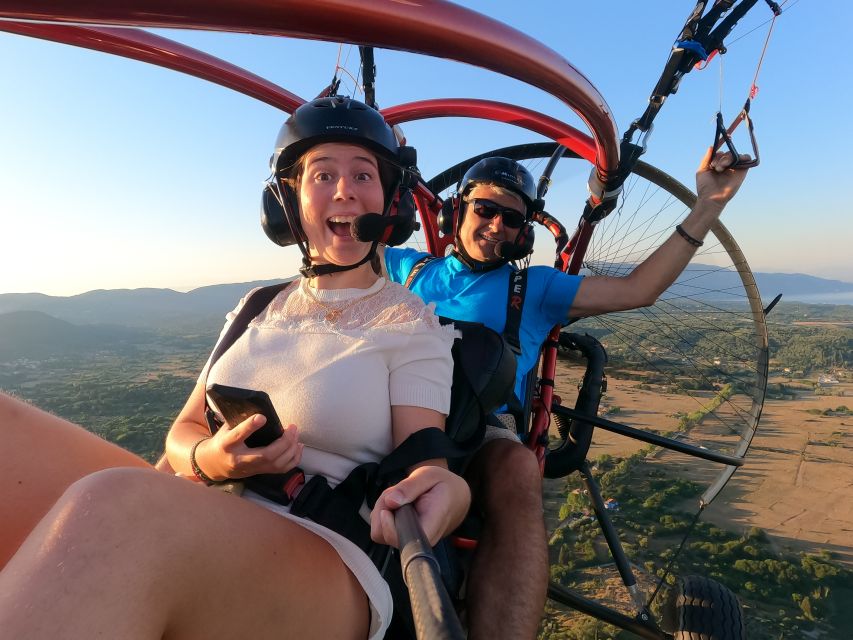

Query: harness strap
left=501, top=268, right=529, bottom=424
left=378, top=426, right=474, bottom=475
left=504, top=268, right=527, bottom=355
left=403, top=255, right=436, bottom=289
left=208, top=282, right=291, bottom=371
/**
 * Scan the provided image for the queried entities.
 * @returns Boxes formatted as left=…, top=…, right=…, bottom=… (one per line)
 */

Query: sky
left=0, top=0, right=847, bottom=297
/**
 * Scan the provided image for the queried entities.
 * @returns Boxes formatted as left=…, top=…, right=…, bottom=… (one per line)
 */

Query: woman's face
left=297, top=143, right=385, bottom=267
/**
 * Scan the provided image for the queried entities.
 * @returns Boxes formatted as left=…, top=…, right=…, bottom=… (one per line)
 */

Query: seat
left=442, top=319, right=518, bottom=457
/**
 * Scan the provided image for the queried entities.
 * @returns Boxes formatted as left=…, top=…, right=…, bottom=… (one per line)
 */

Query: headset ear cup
left=383, top=188, right=418, bottom=246
left=438, top=196, right=457, bottom=237
left=260, top=181, right=303, bottom=247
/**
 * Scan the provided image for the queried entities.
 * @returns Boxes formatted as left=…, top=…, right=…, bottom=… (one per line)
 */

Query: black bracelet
left=675, top=224, right=704, bottom=247
left=190, top=436, right=217, bottom=485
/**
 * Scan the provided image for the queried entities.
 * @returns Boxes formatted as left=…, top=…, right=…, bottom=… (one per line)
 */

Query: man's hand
left=696, top=147, right=752, bottom=209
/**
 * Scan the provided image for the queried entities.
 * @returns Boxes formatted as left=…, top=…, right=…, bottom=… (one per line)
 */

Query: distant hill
left=0, top=310, right=154, bottom=360
left=0, top=278, right=292, bottom=332
left=752, top=272, right=853, bottom=298
left=0, top=270, right=850, bottom=336
left=584, top=264, right=853, bottom=304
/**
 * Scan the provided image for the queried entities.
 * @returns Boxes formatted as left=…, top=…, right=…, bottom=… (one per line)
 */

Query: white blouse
left=205, top=276, right=456, bottom=486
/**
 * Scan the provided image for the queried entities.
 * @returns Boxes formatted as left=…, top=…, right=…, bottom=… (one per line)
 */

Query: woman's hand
left=195, top=417, right=304, bottom=481
left=369, top=465, right=471, bottom=548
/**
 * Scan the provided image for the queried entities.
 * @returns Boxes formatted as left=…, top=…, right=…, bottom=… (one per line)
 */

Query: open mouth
left=327, top=216, right=355, bottom=238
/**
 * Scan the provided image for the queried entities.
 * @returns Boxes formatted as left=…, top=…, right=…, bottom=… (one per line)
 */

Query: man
left=382, top=147, right=750, bottom=639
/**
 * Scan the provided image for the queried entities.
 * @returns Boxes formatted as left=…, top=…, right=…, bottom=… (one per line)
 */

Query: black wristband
left=675, top=224, right=704, bottom=247
left=190, top=436, right=217, bottom=485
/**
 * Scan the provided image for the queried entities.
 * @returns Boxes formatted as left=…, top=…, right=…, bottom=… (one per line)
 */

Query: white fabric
left=202, top=277, right=457, bottom=639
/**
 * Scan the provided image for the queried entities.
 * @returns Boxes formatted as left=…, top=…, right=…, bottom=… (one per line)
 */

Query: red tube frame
left=0, top=22, right=306, bottom=112
left=0, top=0, right=620, bottom=181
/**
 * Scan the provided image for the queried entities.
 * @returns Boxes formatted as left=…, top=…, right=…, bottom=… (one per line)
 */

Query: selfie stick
left=395, top=504, right=465, bottom=640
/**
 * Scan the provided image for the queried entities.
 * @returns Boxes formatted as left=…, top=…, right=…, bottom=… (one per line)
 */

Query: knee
left=65, top=466, right=160, bottom=499
left=58, top=468, right=177, bottom=530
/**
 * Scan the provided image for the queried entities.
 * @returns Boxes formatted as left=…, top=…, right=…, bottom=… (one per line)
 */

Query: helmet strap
left=298, top=241, right=379, bottom=278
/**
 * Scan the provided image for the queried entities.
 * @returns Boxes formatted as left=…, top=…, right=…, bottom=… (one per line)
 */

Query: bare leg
left=0, top=392, right=150, bottom=567
left=154, top=452, right=176, bottom=473
left=0, top=467, right=369, bottom=640
left=465, top=439, right=548, bottom=640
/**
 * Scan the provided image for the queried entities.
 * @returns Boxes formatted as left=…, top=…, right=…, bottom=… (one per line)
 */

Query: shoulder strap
left=202, top=282, right=292, bottom=433
left=207, top=282, right=291, bottom=374
left=504, top=268, right=527, bottom=355
left=403, top=255, right=436, bottom=289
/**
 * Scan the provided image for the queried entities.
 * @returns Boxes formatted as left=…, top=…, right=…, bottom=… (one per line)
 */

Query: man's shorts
left=481, top=413, right=522, bottom=446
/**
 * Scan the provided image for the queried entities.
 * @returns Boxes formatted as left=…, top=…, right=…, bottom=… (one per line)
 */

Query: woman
left=0, top=96, right=467, bottom=639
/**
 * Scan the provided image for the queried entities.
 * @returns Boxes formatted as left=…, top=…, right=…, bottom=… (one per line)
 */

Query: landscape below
left=1, top=283, right=850, bottom=639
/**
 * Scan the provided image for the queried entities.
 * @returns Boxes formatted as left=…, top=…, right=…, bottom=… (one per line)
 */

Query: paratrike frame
left=0, top=1, right=775, bottom=638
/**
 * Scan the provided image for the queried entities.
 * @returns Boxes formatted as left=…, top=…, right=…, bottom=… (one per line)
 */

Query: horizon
left=2, top=266, right=853, bottom=302
left=2, top=1, right=850, bottom=296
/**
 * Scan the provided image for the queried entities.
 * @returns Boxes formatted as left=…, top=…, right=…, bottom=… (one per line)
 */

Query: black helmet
left=459, top=157, right=537, bottom=214
left=273, top=96, right=403, bottom=191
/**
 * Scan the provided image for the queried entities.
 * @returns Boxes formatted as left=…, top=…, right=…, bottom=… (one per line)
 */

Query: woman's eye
left=314, top=171, right=333, bottom=182
left=355, top=172, right=374, bottom=182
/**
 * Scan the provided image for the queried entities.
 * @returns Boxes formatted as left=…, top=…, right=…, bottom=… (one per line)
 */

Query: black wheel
left=663, top=575, right=746, bottom=640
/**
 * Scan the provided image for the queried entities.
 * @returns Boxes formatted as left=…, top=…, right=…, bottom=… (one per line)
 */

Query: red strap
left=282, top=470, right=306, bottom=500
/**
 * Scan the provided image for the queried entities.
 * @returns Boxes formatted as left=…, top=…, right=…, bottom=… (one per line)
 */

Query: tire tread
left=670, top=575, right=746, bottom=640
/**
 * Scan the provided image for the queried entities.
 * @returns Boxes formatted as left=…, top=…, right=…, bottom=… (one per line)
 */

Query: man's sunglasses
left=466, top=198, right=527, bottom=229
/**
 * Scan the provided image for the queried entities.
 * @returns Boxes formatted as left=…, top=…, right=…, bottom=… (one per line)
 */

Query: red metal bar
left=0, top=21, right=305, bottom=113
left=412, top=185, right=443, bottom=256
left=526, top=214, right=597, bottom=461
left=0, top=0, right=620, bottom=180
left=564, top=219, right=595, bottom=275
left=529, top=327, right=562, bottom=464
left=383, top=99, right=597, bottom=164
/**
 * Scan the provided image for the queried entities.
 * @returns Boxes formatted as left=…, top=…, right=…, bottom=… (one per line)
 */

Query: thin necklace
left=303, top=279, right=386, bottom=323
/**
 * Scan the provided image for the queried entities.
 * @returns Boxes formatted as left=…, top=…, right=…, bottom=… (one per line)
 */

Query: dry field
left=696, top=379, right=852, bottom=566
left=554, top=358, right=853, bottom=567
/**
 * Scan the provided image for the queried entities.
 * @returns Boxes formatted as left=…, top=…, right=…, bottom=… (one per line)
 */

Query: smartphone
left=205, top=383, right=285, bottom=448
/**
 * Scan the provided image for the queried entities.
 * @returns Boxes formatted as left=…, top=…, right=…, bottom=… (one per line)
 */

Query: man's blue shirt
left=384, top=247, right=582, bottom=403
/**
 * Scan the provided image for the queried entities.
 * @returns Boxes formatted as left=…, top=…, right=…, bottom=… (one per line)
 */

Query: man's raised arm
left=569, top=148, right=752, bottom=319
